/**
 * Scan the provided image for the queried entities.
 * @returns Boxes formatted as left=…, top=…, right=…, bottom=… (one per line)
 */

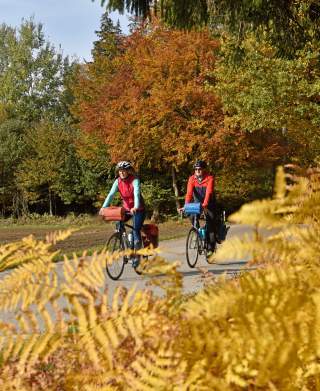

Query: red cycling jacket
left=185, top=172, right=215, bottom=208
left=118, top=175, right=145, bottom=211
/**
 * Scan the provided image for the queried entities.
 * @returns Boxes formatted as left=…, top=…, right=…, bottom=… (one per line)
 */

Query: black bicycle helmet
left=193, top=160, right=207, bottom=169
left=116, top=161, right=132, bottom=170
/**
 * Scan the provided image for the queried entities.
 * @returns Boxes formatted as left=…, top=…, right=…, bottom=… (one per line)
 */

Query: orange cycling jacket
left=185, top=172, right=215, bottom=208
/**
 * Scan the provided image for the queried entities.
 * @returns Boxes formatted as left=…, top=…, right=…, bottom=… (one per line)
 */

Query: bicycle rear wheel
left=186, top=228, right=200, bottom=268
left=105, top=232, right=125, bottom=280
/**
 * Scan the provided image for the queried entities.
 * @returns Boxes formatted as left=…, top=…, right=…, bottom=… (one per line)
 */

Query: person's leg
left=205, top=209, right=216, bottom=251
left=131, top=210, right=146, bottom=268
left=132, top=210, right=146, bottom=250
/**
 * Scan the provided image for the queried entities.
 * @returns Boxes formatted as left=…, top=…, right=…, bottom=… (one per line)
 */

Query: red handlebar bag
left=142, top=224, right=159, bottom=248
left=100, top=206, right=125, bottom=221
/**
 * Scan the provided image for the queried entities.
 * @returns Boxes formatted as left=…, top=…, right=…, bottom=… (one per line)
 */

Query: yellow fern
left=2, top=166, right=320, bottom=390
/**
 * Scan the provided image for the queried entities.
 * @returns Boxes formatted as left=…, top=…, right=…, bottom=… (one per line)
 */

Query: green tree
left=0, top=119, right=27, bottom=216
left=214, top=35, right=320, bottom=166
left=16, top=121, right=71, bottom=215
left=16, top=122, right=112, bottom=215
left=92, top=11, right=122, bottom=59
left=0, top=19, right=72, bottom=122
left=57, top=131, right=112, bottom=208
left=0, top=19, right=75, bottom=214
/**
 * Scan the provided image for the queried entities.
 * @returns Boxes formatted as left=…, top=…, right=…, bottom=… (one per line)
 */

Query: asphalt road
left=1, top=224, right=266, bottom=326
left=113, top=223, right=257, bottom=295
left=0, top=224, right=259, bottom=291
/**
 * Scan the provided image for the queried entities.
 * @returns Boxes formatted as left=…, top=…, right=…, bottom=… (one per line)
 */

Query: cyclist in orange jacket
left=182, top=160, right=217, bottom=252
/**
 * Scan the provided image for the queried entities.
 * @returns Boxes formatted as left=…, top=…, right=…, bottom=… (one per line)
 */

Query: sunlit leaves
left=73, top=23, right=222, bottom=170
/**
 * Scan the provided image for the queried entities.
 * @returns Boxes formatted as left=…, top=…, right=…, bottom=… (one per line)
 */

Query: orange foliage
left=72, top=23, right=224, bottom=170
left=213, top=127, right=290, bottom=168
left=72, top=23, right=290, bottom=175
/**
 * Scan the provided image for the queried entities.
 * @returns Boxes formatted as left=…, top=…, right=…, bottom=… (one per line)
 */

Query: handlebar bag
left=100, top=206, right=125, bottom=221
left=184, top=202, right=202, bottom=215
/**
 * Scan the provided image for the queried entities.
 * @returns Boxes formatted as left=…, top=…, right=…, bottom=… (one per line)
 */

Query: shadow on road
left=118, top=259, right=256, bottom=282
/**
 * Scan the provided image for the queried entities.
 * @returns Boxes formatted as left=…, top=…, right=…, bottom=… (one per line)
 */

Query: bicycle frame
left=191, top=213, right=208, bottom=253
left=115, top=212, right=146, bottom=257
left=114, top=220, right=134, bottom=252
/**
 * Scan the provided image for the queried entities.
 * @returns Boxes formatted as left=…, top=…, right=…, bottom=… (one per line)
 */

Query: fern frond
left=142, top=256, right=183, bottom=302
left=0, top=261, right=58, bottom=312
left=214, top=221, right=320, bottom=270
left=123, top=344, right=182, bottom=390
left=0, top=236, right=57, bottom=272
left=45, top=229, right=76, bottom=245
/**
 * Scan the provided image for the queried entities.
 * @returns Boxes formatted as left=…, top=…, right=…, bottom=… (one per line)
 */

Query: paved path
left=1, top=224, right=268, bottom=325
left=115, top=223, right=257, bottom=295
left=0, top=224, right=266, bottom=297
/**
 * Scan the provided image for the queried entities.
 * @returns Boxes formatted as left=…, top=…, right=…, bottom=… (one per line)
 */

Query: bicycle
left=185, top=212, right=215, bottom=268
left=105, top=213, right=145, bottom=280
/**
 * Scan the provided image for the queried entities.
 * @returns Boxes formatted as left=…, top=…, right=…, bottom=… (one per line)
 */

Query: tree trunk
left=171, top=166, right=180, bottom=210
left=151, top=204, right=160, bottom=223
left=12, top=190, right=28, bottom=218
left=49, top=188, right=53, bottom=216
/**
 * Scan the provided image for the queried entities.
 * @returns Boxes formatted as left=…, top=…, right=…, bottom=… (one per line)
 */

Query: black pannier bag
left=215, top=208, right=229, bottom=244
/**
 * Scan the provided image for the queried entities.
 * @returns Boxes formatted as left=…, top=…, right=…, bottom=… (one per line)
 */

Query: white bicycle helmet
left=116, top=161, right=132, bottom=170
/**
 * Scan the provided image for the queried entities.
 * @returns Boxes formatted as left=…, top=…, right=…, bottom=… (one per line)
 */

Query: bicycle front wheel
left=105, top=232, right=125, bottom=280
left=186, top=228, right=200, bottom=268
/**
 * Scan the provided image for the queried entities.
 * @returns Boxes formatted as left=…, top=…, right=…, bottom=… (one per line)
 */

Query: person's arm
left=203, top=175, right=214, bottom=207
left=132, top=178, right=141, bottom=209
left=102, top=179, right=119, bottom=208
left=185, top=176, right=194, bottom=204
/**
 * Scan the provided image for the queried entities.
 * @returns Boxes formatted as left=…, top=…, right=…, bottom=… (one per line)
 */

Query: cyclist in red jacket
left=181, top=160, right=217, bottom=252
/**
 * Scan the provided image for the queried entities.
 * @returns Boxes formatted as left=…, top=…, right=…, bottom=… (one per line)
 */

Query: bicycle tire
left=134, top=262, right=143, bottom=275
left=186, top=227, right=200, bottom=268
left=105, top=232, right=125, bottom=280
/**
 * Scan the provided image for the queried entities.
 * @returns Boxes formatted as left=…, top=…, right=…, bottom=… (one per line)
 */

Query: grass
left=0, top=216, right=190, bottom=256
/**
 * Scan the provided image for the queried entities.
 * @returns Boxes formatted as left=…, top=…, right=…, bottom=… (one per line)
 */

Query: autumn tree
left=91, top=2, right=319, bottom=211
left=72, top=23, right=223, bottom=207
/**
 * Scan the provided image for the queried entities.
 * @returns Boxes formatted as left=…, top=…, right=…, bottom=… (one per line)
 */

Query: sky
left=0, top=0, right=130, bottom=61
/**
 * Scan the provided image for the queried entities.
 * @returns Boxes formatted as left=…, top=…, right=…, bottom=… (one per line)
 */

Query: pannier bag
left=100, top=206, right=125, bottom=221
left=215, top=210, right=230, bottom=244
left=184, top=202, right=202, bottom=215
left=141, top=224, right=159, bottom=248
